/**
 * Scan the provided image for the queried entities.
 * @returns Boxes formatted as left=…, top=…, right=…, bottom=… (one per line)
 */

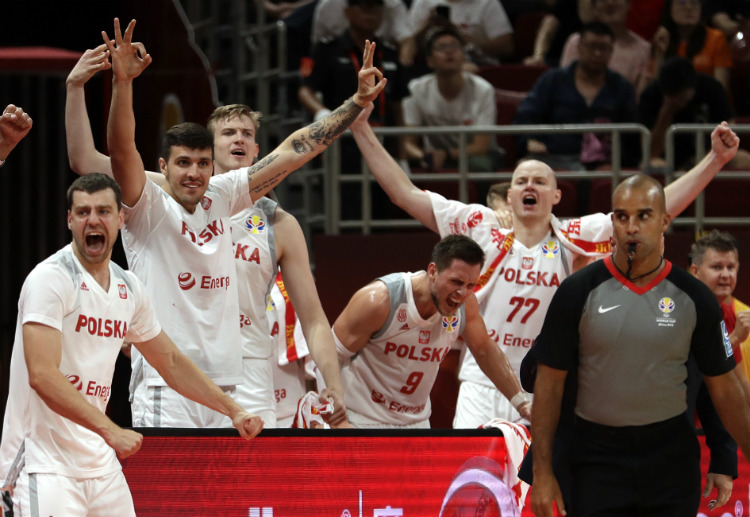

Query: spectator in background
left=311, top=0, right=416, bottom=66
left=299, top=0, right=407, bottom=156
left=560, top=0, right=652, bottom=96
left=690, top=231, right=750, bottom=386
left=408, top=0, right=515, bottom=65
left=639, top=57, right=750, bottom=169
left=299, top=0, right=409, bottom=219
left=524, top=0, right=594, bottom=67
left=652, top=0, right=734, bottom=94
left=403, top=26, right=501, bottom=172
left=514, top=22, right=639, bottom=171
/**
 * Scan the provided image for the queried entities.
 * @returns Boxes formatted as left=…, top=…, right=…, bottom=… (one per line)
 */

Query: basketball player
left=98, top=18, right=382, bottom=427
left=350, top=103, right=741, bottom=426
left=66, top=49, right=351, bottom=428
left=0, top=174, right=261, bottom=517
left=333, top=235, right=530, bottom=427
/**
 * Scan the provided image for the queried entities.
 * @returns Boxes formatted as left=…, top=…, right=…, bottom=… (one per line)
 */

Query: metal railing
left=665, top=124, right=750, bottom=234
left=315, top=123, right=651, bottom=234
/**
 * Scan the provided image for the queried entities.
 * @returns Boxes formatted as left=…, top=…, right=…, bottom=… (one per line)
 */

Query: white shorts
left=131, top=383, right=234, bottom=428
left=453, top=381, right=532, bottom=428
left=14, top=468, right=134, bottom=517
left=272, top=360, right=307, bottom=428
left=347, top=409, right=430, bottom=429
left=235, top=357, right=277, bottom=428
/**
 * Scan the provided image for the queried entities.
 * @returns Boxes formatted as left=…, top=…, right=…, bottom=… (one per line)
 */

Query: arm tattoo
left=247, top=153, right=287, bottom=195
left=307, top=99, right=363, bottom=147
left=291, top=136, right=315, bottom=155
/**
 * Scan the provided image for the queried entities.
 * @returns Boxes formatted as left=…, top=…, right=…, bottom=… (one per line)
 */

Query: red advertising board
left=123, top=429, right=525, bottom=517
left=122, top=430, right=748, bottom=517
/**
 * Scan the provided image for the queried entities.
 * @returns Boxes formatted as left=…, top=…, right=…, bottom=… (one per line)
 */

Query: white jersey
left=0, top=245, right=160, bottom=483
left=428, top=192, right=612, bottom=386
left=124, top=174, right=252, bottom=387
left=409, top=0, right=512, bottom=49
left=232, top=197, right=278, bottom=360
left=312, top=0, right=412, bottom=45
left=340, top=272, right=466, bottom=426
left=403, top=72, right=496, bottom=153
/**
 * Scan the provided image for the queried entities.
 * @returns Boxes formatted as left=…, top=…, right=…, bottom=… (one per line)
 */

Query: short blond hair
left=206, top=104, right=263, bottom=134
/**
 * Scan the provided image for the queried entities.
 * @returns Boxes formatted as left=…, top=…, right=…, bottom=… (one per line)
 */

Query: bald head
left=512, top=159, right=557, bottom=188
left=612, top=174, right=666, bottom=213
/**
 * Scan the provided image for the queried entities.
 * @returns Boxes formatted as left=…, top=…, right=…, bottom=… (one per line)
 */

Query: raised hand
left=352, top=40, right=387, bottom=107
left=102, top=18, right=152, bottom=82
left=711, top=121, right=739, bottom=166
left=67, top=44, right=111, bottom=88
left=0, top=104, right=33, bottom=159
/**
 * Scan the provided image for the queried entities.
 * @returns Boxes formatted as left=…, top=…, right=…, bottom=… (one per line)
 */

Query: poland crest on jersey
left=245, top=214, right=266, bottom=234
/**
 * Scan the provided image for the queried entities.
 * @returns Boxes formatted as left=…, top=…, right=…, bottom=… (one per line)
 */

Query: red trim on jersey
left=474, top=232, right=514, bottom=293
left=557, top=228, right=611, bottom=254
left=275, top=271, right=299, bottom=363
left=604, top=256, right=672, bottom=295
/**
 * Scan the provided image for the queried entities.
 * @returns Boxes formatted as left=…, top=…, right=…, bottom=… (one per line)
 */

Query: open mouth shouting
left=522, top=193, right=537, bottom=206
left=85, top=232, right=106, bottom=254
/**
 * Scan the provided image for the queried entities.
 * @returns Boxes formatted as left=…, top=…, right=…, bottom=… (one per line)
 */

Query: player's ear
left=427, top=262, right=437, bottom=280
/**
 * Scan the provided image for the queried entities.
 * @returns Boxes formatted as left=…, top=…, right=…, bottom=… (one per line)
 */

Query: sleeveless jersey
left=232, top=197, right=278, bottom=359
left=341, top=272, right=466, bottom=425
left=0, top=245, right=160, bottom=482
left=428, top=191, right=612, bottom=386
left=124, top=173, right=251, bottom=386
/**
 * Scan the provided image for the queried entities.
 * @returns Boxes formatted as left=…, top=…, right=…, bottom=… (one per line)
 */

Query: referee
left=530, top=174, right=750, bottom=517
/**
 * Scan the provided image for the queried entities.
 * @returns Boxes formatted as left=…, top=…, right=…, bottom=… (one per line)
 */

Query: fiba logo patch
left=178, top=272, right=196, bottom=290
left=542, top=241, right=559, bottom=258
left=442, top=316, right=459, bottom=333
left=245, top=214, right=266, bottom=234
left=658, top=297, right=675, bottom=313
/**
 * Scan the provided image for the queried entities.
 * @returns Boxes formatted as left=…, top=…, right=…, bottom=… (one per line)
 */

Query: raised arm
left=23, top=323, right=143, bottom=458
left=0, top=104, right=33, bottom=162
left=68, top=41, right=164, bottom=185
left=133, top=330, right=263, bottom=439
left=332, top=280, right=391, bottom=358
left=275, top=209, right=348, bottom=426
left=461, top=293, right=530, bottom=420
left=350, top=103, right=439, bottom=232
left=245, top=40, right=386, bottom=202
left=102, top=18, right=153, bottom=207
left=66, top=45, right=114, bottom=176
left=664, top=122, right=739, bottom=218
